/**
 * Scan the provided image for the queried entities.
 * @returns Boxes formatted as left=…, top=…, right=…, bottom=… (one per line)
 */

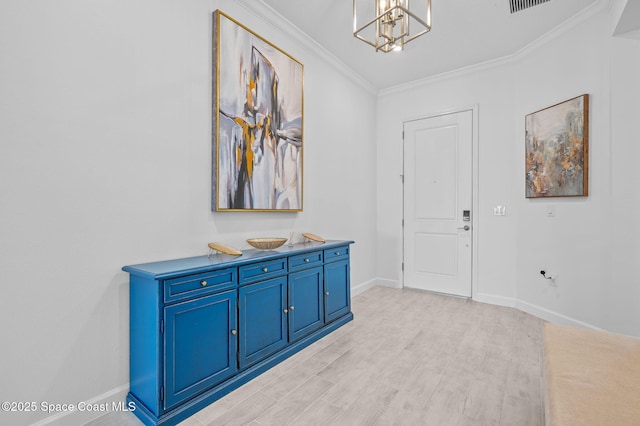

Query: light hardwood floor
left=88, top=286, right=545, bottom=426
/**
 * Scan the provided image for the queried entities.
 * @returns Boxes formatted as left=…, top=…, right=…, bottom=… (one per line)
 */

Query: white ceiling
left=258, top=0, right=600, bottom=90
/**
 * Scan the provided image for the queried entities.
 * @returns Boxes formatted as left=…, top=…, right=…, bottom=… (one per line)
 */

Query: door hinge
left=400, top=174, right=404, bottom=184
left=402, top=262, right=405, bottom=271
left=160, top=386, right=165, bottom=401
left=160, top=319, right=164, bottom=334
left=402, top=219, right=404, bottom=227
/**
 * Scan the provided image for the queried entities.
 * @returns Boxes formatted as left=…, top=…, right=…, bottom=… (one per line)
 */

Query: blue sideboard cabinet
left=123, top=240, right=354, bottom=426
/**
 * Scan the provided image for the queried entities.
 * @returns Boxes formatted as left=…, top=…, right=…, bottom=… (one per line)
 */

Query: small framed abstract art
left=212, top=10, right=304, bottom=212
left=525, top=94, right=589, bottom=198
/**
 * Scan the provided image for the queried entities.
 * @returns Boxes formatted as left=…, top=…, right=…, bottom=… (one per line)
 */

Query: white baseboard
left=473, top=292, right=516, bottom=308
left=375, top=278, right=402, bottom=289
left=351, top=278, right=401, bottom=297
left=474, top=290, right=602, bottom=330
left=376, top=282, right=603, bottom=331
left=515, top=299, right=603, bottom=331
left=31, top=384, right=130, bottom=426
left=351, top=278, right=378, bottom=296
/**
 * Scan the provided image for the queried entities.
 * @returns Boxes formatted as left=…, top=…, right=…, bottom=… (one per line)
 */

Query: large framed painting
left=212, top=11, right=304, bottom=212
left=525, top=94, right=589, bottom=198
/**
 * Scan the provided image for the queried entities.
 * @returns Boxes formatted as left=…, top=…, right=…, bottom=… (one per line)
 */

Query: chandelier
left=353, top=0, right=432, bottom=53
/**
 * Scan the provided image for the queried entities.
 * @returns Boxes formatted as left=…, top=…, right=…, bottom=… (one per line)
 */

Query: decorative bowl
left=302, top=232, right=326, bottom=243
left=247, top=237, right=288, bottom=250
left=207, top=242, right=242, bottom=256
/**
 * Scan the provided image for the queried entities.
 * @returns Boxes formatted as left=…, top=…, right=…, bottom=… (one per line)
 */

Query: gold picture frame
left=212, top=11, right=304, bottom=212
left=525, top=94, right=589, bottom=198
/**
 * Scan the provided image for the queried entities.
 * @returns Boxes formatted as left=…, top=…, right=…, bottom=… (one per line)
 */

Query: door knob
left=457, top=225, right=470, bottom=231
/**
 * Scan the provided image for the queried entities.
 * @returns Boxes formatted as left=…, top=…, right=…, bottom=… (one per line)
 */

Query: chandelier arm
left=396, top=5, right=431, bottom=30
left=402, top=29, right=430, bottom=45
left=353, top=11, right=403, bottom=35
left=354, top=33, right=380, bottom=48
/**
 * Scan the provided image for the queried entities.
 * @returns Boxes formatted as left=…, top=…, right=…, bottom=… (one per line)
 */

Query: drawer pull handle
left=201, top=281, right=207, bottom=287
left=304, top=258, right=310, bottom=263
left=290, top=305, right=295, bottom=310
left=262, top=267, right=268, bottom=272
left=325, top=291, right=330, bottom=296
left=283, top=309, right=289, bottom=314
left=335, top=251, right=340, bottom=255
left=231, top=329, right=237, bottom=335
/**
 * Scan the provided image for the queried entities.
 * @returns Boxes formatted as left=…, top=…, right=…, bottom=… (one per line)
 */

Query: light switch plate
left=493, top=205, right=506, bottom=216
left=546, top=205, right=555, bottom=217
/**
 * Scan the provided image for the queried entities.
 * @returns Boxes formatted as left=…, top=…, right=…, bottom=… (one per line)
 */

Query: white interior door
left=403, top=110, right=473, bottom=297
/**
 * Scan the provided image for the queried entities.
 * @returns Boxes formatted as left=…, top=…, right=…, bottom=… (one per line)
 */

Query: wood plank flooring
left=87, top=286, right=545, bottom=426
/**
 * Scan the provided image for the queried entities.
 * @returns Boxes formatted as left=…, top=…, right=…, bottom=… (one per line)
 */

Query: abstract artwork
left=212, top=11, right=304, bottom=211
left=525, top=94, right=589, bottom=198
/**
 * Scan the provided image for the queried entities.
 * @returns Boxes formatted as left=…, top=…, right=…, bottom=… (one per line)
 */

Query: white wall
left=0, top=1, right=377, bottom=424
left=606, top=0, right=640, bottom=335
left=376, top=64, right=518, bottom=302
left=512, top=11, right=611, bottom=329
left=376, top=0, right=640, bottom=335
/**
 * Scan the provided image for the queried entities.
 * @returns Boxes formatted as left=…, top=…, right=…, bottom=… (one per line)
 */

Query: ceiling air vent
left=510, top=0, right=550, bottom=14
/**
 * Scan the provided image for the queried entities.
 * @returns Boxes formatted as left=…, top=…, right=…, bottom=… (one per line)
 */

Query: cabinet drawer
left=324, top=246, right=350, bottom=263
left=239, top=258, right=288, bottom=285
left=164, top=268, right=237, bottom=303
left=289, top=250, right=323, bottom=272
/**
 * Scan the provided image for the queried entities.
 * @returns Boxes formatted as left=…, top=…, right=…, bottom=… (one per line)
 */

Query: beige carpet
left=544, top=322, right=640, bottom=426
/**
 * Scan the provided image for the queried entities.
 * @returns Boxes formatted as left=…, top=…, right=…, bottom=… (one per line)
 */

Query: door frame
left=401, top=105, right=479, bottom=298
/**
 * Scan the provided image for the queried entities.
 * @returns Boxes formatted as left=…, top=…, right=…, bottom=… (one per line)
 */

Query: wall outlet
left=493, top=205, right=506, bottom=216
left=540, top=270, right=558, bottom=286
left=546, top=205, right=555, bottom=217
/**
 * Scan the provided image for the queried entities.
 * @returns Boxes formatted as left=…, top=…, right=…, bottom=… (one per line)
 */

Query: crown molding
left=510, top=0, right=609, bottom=62
left=379, top=0, right=610, bottom=97
left=235, top=0, right=377, bottom=95
left=378, top=54, right=513, bottom=98
left=236, top=0, right=609, bottom=97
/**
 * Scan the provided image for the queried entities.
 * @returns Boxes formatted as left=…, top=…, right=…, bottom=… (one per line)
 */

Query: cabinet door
left=164, top=290, right=237, bottom=411
left=289, top=266, right=324, bottom=342
left=238, top=277, right=287, bottom=368
left=324, top=259, right=351, bottom=323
